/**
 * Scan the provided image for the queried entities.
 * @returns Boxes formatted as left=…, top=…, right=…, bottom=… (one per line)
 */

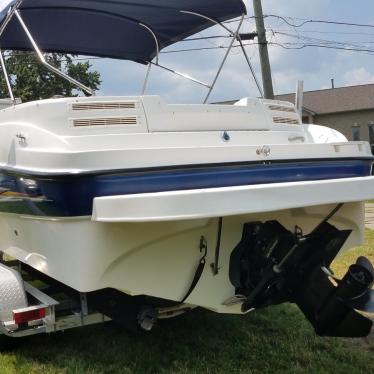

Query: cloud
left=343, top=68, right=374, bottom=86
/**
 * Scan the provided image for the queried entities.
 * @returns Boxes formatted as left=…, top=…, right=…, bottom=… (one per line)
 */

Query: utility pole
left=253, top=0, right=274, bottom=99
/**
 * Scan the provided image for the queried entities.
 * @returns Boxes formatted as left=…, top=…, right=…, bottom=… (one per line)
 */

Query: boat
left=0, top=0, right=373, bottom=339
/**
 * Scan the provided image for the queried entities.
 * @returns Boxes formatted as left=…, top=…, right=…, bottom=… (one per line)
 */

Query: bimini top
left=0, top=0, right=246, bottom=63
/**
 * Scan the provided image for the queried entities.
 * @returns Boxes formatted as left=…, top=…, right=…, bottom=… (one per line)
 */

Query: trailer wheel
left=0, top=335, right=21, bottom=351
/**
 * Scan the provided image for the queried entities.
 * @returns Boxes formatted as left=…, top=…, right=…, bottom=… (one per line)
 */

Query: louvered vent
left=268, top=104, right=295, bottom=113
left=273, top=116, right=300, bottom=125
left=73, top=116, right=138, bottom=127
left=72, top=102, right=136, bottom=111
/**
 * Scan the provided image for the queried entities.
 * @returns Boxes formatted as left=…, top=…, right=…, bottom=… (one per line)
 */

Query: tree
left=0, top=51, right=101, bottom=102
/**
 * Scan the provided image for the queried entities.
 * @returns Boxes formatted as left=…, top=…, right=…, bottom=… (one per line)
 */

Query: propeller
left=340, top=257, right=374, bottom=313
left=356, top=256, right=374, bottom=287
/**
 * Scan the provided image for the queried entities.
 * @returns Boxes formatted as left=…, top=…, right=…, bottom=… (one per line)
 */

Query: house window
left=352, top=126, right=360, bottom=141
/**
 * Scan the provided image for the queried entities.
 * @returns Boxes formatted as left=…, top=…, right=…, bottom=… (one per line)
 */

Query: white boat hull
left=0, top=201, right=365, bottom=314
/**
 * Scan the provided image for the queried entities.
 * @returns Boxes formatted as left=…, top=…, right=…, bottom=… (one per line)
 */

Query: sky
left=91, top=0, right=374, bottom=104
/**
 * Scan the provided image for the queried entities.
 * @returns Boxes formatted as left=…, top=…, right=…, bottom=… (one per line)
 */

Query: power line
left=263, top=14, right=374, bottom=29
left=219, top=14, right=374, bottom=55
left=269, top=42, right=374, bottom=55
left=3, top=40, right=374, bottom=65
left=0, top=42, right=259, bottom=66
left=273, top=28, right=374, bottom=37
left=275, top=30, right=366, bottom=46
left=272, top=30, right=374, bottom=54
left=225, top=14, right=374, bottom=30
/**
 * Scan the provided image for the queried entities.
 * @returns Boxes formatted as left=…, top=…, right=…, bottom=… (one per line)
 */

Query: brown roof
left=275, top=84, right=374, bottom=115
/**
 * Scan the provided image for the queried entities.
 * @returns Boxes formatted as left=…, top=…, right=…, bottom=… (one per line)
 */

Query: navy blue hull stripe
left=0, top=159, right=372, bottom=217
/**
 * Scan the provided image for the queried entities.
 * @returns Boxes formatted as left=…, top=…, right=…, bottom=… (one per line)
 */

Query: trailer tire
left=0, top=335, right=21, bottom=351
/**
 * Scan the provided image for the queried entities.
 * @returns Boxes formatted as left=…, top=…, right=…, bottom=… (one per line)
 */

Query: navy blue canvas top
left=0, top=0, right=246, bottom=63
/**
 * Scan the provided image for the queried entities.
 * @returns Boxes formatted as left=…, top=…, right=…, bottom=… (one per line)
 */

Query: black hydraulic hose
left=312, top=203, right=344, bottom=234
left=212, top=217, right=223, bottom=275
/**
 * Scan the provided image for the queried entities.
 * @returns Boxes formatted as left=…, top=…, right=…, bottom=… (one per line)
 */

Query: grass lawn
left=0, top=234, right=374, bottom=373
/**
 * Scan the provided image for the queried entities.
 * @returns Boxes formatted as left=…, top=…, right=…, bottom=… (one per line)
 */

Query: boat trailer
left=0, top=258, right=188, bottom=349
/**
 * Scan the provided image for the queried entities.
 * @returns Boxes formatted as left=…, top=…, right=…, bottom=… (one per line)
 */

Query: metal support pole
left=181, top=10, right=264, bottom=99
left=139, top=23, right=210, bottom=94
left=0, top=49, right=15, bottom=102
left=138, top=23, right=160, bottom=95
left=203, top=15, right=245, bottom=104
left=151, top=62, right=211, bottom=88
left=253, top=0, right=274, bottom=99
left=0, top=0, right=23, bottom=38
left=138, top=23, right=159, bottom=65
left=180, top=10, right=233, bottom=35
left=14, top=10, right=95, bottom=96
left=237, top=36, right=264, bottom=98
left=0, top=0, right=22, bottom=103
left=142, top=63, right=152, bottom=95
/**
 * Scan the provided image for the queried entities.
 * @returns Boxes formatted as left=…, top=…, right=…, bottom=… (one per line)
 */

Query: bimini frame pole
left=139, top=23, right=158, bottom=95
left=203, top=15, right=244, bottom=104
left=236, top=34, right=264, bottom=98
left=180, top=10, right=264, bottom=101
left=0, top=0, right=23, bottom=38
left=140, top=21, right=210, bottom=94
left=141, top=63, right=152, bottom=95
left=0, top=0, right=24, bottom=103
left=150, top=62, right=210, bottom=88
left=0, top=49, right=14, bottom=102
left=14, top=10, right=95, bottom=96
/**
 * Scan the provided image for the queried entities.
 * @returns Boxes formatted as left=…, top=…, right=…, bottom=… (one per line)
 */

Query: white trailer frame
left=0, top=261, right=111, bottom=338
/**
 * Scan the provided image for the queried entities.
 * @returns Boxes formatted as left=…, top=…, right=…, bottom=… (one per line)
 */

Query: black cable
left=226, top=14, right=374, bottom=29
left=312, top=203, right=344, bottom=234
left=274, top=30, right=374, bottom=49
left=269, top=42, right=374, bottom=55
left=264, top=14, right=374, bottom=29
left=211, top=217, right=223, bottom=276
left=273, top=29, right=374, bottom=37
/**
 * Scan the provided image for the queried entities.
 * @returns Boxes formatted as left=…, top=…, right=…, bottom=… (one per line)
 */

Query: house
left=275, top=84, right=374, bottom=146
